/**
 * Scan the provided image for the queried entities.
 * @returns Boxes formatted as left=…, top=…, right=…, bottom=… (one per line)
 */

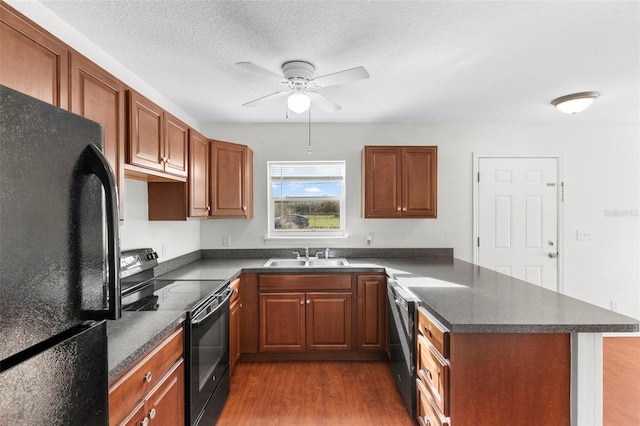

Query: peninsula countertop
left=158, top=256, right=639, bottom=334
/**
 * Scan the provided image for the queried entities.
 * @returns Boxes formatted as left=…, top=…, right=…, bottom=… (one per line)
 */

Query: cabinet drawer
left=417, top=334, right=449, bottom=415
left=418, top=307, right=449, bottom=358
left=109, top=326, right=183, bottom=425
left=416, top=378, right=450, bottom=426
left=259, top=274, right=352, bottom=291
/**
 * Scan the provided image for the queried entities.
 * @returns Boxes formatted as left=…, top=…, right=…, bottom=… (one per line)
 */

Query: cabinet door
left=229, top=298, right=240, bottom=371
left=356, top=274, right=387, bottom=351
left=0, top=2, right=69, bottom=109
left=128, top=90, right=164, bottom=172
left=116, top=401, right=146, bottom=426
left=210, top=140, right=253, bottom=218
left=259, top=293, right=305, bottom=352
left=306, top=292, right=352, bottom=351
left=70, top=53, right=125, bottom=219
left=163, top=113, right=188, bottom=178
left=402, top=146, right=437, bottom=218
left=362, top=146, right=402, bottom=218
left=188, top=129, right=210, bottom=217
left=145, top=360, right=185, bottom=426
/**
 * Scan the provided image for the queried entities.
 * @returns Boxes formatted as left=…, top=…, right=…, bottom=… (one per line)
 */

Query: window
left=268, top=161, right=346, bottom=238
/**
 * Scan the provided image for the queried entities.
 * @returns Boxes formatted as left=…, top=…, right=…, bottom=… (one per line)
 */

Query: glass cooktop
left=123, top=280, right=227, bottom=312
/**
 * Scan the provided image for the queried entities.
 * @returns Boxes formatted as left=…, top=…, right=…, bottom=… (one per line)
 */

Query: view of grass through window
left=269, top=162, right=345, bottom=233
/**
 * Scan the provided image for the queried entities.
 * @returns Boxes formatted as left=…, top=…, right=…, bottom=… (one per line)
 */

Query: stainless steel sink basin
left=307, top=258, right=349, bottom=267
left=263, top=259, right=308, bottom=267
left=263, top=258, right=349, bottom=267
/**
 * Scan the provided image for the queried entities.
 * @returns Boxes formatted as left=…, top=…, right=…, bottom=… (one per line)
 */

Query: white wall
left=119, top=179, right=200, bottom=262
left=201, top=122, right=640, bottom=320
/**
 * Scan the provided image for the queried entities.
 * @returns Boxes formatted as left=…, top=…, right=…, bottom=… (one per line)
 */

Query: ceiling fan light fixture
left=551, top=91, right=599, bottom=114
left=287, top=93, right=311, bottom=114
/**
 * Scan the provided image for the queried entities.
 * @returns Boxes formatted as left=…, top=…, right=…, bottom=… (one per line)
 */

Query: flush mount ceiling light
left=287, top=92, right=311, bottom=114
left=551, top=91, right=600, bottom=114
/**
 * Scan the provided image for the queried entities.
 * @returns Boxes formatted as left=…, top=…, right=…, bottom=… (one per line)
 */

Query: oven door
left=188, top=287, right=232, bottom=426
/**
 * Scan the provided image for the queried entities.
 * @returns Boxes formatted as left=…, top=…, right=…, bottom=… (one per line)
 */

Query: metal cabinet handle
left=144, top=372, right=153, bottom=383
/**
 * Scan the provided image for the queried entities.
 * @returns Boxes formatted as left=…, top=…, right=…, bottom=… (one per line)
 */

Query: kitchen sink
left=307, top=258, right=349, bottom=267
left=263, top=258, right=349, bottom=267
left=263, top=259, right=308, bottom=267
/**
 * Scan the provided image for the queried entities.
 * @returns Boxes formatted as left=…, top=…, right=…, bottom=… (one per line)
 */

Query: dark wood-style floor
left=216, top=361, right=414, bottom=425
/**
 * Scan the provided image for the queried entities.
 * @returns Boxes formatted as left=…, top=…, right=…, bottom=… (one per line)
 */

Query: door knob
left=548, top=252, right=559, bottom=258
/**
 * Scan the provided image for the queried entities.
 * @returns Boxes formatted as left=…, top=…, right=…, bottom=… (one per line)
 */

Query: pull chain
left=308, top=105, right=312, bottom=154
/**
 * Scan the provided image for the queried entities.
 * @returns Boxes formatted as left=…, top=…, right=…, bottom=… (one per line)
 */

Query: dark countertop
left=107, top=254, right=638, bottom=380
left=106, top=310, right=185, bottom=381
left=160, top=256, right=639, bottom=333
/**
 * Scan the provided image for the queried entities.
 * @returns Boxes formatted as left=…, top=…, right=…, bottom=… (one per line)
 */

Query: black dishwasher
left=387, top=279, right=418, bottom=416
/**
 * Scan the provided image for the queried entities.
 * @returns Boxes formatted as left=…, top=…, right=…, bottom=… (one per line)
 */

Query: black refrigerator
left=0, top=85, right=120, bottom=425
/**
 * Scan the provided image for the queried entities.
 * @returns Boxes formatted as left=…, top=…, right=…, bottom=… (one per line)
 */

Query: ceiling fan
left=236, top=60, right=369, bottom=114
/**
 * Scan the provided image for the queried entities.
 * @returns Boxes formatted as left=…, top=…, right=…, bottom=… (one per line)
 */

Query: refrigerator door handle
left=82, top=144, right=121, bottom=320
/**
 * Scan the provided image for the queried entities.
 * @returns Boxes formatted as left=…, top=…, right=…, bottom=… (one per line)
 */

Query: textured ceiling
left=38, top=0, right=639, bottom=124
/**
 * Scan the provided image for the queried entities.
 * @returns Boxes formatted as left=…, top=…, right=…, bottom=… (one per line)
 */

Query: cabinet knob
left=144, top=372, right=153, bottom=383
left=300, top=300, right=305, bottom=305
left=142, top=417, right=149, bottom=426
left=243, top=206, right=247, bottom=211
left=397, top=207, right=401, bottom=211
left=402, top=207, right=407, bottom=211
left=206, top=206, right=211, bottom=211
left=306, top=299, right=311, bottom=304
left=166, top=158, right=171, bottom=163
left=149, top=408, right=156, bottom=420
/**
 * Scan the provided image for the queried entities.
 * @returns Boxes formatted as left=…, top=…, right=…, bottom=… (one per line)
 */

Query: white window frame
left=267, top=160, right=347, bottom=240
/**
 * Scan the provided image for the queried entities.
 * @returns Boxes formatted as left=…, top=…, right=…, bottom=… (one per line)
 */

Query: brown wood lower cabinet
left=229, top=277, right=241, bottom=371
left=416, top=307, right=571, bottom=426
left=259, top=291, right=352, bottom=352
left=249, top=273, right=386, bottom=360
left=109, top=326, right=185, bottom=426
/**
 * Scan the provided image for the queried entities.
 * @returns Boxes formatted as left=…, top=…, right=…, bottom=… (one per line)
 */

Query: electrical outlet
left=222, top=235, right=231, bottom=247
left=576, top=230, right=592, bottom=241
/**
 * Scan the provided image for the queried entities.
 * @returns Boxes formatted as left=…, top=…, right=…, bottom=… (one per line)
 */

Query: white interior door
left=477, top=157, right=559, bottom=290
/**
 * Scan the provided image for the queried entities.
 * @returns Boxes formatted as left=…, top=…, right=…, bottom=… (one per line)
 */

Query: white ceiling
left=38, top=0, right=639, bottom=124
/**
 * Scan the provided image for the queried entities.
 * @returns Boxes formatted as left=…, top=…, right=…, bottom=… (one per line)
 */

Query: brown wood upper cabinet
left=69, top=53, right=125, bottom=220
left=188, top=129, right=210, bottom=218
left=362, top=146, right=437, bottom=218
left=209, top=140, right=253, bottom=219
left=0, top=2, right=69, bottom=109
left=127, top=90, right=188, bottom=180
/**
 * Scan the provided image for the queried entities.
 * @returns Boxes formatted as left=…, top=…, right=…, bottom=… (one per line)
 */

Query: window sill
left=264, top=235, right=351, bottom=245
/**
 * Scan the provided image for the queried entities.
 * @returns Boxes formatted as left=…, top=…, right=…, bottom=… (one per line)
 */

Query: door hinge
left=477, top=172, right=480, bottom=182
left=477, top=237, right=480, bottom=247
left=561, top=182, right=565, bottom=201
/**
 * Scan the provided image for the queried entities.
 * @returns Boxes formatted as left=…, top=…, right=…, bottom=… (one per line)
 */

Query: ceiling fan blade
left=241, top=91, right=288, bottom=107
left=313, top=66, right=369, bottom=88
left=236, top=62, right=283, bottom=80
left=308, top=91, right=342, bottom=113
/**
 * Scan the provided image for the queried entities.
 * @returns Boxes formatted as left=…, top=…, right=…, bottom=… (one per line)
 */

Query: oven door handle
left=191, top=287, right=233, bottom=327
